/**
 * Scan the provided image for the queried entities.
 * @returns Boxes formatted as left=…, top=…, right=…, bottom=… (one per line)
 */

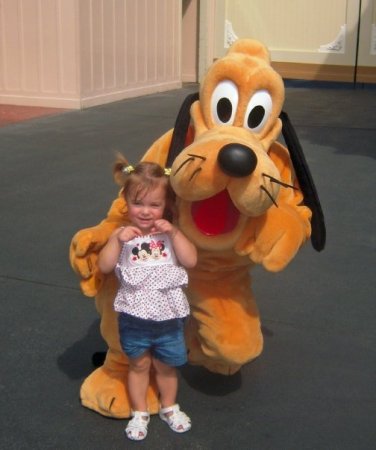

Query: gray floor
left=1, top=82, right=375, bottom=449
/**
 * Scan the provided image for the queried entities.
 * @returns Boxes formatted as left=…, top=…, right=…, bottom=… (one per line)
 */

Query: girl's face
left=127, top=184, right=166, bottom=234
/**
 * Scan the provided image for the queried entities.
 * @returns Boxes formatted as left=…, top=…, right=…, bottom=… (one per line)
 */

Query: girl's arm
left=98, top=229, right=122, bottom=274
left=170, top=228, right=197, bottom=269
left=98, top=226, right=142, bottom=273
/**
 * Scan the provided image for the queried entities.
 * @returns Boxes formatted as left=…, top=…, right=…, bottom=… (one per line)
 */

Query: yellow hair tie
left=122, top=165, right=134, bottom=174
left=164, top=168, right=172, bottom=176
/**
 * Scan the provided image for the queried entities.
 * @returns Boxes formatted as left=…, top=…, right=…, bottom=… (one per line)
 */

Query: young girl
left=98, top=159, right=197, bottom=441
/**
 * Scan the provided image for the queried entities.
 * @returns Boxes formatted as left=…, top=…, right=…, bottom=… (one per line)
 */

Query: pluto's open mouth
left=191, top=190, right=240, bottom=236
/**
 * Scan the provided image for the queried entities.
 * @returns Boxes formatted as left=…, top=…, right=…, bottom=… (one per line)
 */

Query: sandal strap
left=131, top=410, right=150, bottom=421
left=125, top=411, right=150, bottom=441
left=159, top=403, right=180, bottom=415
left=159, top=404, right=191, bottom=432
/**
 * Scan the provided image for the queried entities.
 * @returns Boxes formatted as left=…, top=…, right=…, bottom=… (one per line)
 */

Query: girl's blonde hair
left=113, top=154, right=176, bottom=221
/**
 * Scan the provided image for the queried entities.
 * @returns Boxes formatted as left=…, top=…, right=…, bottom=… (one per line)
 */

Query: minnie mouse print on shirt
left=125, top=234, right=178, bottom=267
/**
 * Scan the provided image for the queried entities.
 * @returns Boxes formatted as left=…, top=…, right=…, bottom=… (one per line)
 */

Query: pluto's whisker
left=262, top=173, right=297, bottom=190
left=188, top=153, right=206, bottom=161
left=189, top=168, right=202, bottom=181
left=174, top=157, right=194, bottom=175
left=260, top=185, right=278, bottom=207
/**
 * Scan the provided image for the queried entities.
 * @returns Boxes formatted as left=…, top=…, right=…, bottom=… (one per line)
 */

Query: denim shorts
left=118, top=313, right=188, bottom=367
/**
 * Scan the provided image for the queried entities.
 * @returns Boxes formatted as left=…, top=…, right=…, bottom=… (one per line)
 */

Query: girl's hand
left=98, top=225, right=141, bottom=274
left=151, top=219, right=176, bottom=237
left=153, top=219, right=197, bottom=268
left=116, top=226, right=142, bottom=242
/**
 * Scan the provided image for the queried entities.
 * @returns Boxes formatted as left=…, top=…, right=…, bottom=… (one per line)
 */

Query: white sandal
left=125, top=411, right=150, bottom=441
left=159, top=404, right=191, bottom=433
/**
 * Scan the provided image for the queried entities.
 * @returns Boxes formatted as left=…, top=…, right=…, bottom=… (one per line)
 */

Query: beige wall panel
left=146, top=0, right=157, bottom=82
left=40, top=0, right=60, bottom=93
left=0, top=0, right=182, bottom=108
left=357, top=0, right=376, bottom=81
left=224, top=0, right=360, bottom=67
left=0, top=0, right=80, bottom=107
left=78, top=0, right=93, bottom=96
left=137, top=0, right=148, bottom=84
left=0, top=0, right=23, bottom=90
left=92, top=0, right=105, bottom=91
left=78, top=0, right=181, bottom=107
left=156, top=1, right=167, bottom=80
left=103, top=0, right=116, bottom=89
left=59, top=0, right=79, bottom=95
left=198, top=0, right=217, bottom=81
left=182, top=0, right=198, bottom=82
left=125, top=0, right=137, bottom=85
left=114, top=0, right=126, bottom=86
left=165, top=1, right=174, bottom=81
left=21, top=0, right=41, bottom=92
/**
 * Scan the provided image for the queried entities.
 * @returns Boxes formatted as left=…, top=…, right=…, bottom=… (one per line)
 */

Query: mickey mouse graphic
left=131, top=242, right=151, bottom=262
left=131, top=239, right=168, bottom=263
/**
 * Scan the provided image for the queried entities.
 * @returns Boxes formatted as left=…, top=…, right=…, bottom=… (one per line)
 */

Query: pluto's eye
left=244, top=90, right=272, bottom=133
left=211, top=80, right=238, bottom=125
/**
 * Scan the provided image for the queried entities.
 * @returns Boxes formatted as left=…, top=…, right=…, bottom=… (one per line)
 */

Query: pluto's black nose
left=218, top=143, right=257, bottom=177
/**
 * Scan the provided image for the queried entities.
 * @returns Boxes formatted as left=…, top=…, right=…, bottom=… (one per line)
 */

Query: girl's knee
left=152, top=358, right=176, bottom=375
left=129, top=352, right=152, bottom=373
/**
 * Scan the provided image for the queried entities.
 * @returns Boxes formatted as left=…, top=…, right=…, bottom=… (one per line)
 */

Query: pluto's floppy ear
left=280, top=111, right=326, bottom=251
left=166, top=92, right=199, bottom=167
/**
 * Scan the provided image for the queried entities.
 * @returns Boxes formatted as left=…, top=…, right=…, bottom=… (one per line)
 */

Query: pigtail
left=113, top=153, right=132, bottom=186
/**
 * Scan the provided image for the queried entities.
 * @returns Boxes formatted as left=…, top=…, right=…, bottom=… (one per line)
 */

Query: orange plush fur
left=70, top=39, right=312, bottom=418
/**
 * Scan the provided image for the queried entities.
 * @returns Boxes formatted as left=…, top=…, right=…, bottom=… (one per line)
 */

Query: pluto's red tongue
left=191, top=190, right=240, bottom=236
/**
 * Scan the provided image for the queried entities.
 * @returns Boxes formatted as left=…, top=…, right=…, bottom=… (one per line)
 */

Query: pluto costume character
left=70, top=39, right=325, bottom=418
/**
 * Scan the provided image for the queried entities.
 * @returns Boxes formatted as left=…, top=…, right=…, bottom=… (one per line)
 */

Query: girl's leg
left=152, top=357, right=178, bottom=408
left=128, top=351, right=152, bottom=411
left=125, top=352, right=152, bottom=440
left=153, top=358, right=191, bottom=433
